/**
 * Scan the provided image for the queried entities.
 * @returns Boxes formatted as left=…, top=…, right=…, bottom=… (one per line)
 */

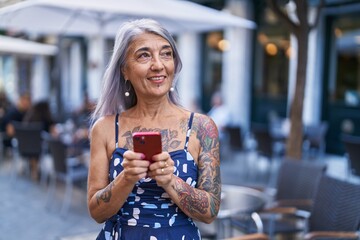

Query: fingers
left=123, top=151, right=174, bottom=185
left=153, top=160, right=174, bottom=175
left=121, top=150, right=150, bottom=183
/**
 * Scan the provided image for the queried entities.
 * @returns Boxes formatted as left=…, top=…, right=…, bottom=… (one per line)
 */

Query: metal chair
left=341, top=134, right=360, bottom=180
left=46, top=137, right=88, bottom=217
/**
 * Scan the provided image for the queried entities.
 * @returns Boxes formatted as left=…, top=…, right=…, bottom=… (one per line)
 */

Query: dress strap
left=184, top=112, right=194, bottom=151
left=115, top=113, right=119, bottom=148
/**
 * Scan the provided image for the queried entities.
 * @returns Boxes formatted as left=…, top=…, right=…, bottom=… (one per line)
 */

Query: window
left=332, top=14, right=360, bottom=106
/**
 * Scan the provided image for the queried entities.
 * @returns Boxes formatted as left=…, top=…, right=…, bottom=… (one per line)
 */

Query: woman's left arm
left=161, top=114, right=221, bottom=223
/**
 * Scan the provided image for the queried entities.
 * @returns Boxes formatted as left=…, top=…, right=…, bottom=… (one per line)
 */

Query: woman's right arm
left=87, top=118, right=150, bottom=223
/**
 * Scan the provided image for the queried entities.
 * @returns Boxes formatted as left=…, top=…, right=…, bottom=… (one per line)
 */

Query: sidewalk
left=0, top=157, right=100, bottom=240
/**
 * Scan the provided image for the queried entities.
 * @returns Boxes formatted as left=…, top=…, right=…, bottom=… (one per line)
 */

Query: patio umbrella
left=0, top=0, right=256, bottom=36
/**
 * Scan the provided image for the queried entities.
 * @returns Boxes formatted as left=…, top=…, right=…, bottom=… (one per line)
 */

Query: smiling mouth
left=148, top=76, right=166, bottom=86
left=148, top=76, right=165, bottom=81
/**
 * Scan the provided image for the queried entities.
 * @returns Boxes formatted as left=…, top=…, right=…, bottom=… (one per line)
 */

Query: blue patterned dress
left=96, top=112, right=201, bottom=240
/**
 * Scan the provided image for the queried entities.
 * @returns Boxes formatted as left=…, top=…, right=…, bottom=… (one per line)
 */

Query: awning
left=0, top=35, right=58, bottom=56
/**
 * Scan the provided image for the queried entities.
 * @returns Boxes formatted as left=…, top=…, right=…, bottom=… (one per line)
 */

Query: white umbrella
left=0, top=0, right=256, bottom=36
left=0, top=35, right=58, bottom=55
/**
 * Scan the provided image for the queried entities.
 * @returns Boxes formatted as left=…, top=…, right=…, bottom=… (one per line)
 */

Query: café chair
left=231, top=159, right=327, bottom=238
left=251, top=124, right=274, bottom=160
left=46, top=137, right=88, bottom=217
left=291, top=174, right=360, bottom=240
left=341, top=134, right=360, bottom=180
left=252, top=123, right=287, bottom=176
left=224, top=125, right=246, bottom=152
left=302, top=122, right=328, bottom=160
left=266, top=159, right=327, bottom=210
left=11, top=121, right=47, bottom=183
left=232, top=174, right=360, bottom=240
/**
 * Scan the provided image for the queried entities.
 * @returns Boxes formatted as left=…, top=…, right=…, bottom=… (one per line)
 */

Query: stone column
left=87, top=35, right=104, bottom=102
left=223, top=0, right=254, bottom=129
left=31, top=56, right=50, bottom=102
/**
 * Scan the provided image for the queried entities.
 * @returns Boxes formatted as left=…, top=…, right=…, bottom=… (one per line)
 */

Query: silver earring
left=125, top=80, right=131, bottom=97
left=170, top=87, right=174, bottom=92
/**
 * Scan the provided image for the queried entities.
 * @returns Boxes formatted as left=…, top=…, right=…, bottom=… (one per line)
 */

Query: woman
left=23, top=100, right=56, bottom=134
left=88, top=18, right=221, bottom=240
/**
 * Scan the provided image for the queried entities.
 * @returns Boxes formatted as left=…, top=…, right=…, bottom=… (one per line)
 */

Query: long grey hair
left=91, top=18, right=183, bottom=123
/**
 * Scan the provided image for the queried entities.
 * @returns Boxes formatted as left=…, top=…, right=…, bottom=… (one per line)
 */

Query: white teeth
left=149, top=76, right=164, bottom=80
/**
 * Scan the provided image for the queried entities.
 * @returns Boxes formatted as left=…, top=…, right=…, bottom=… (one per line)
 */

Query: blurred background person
left=0, top=90, right=12, bottom=125
left=72, top=92, right=96, bottom=129
left=207, top=90, right=231, bottom=141
left=70, top=92, right=95, bottom=157
left=1, top=92, right=32, bottom=158
left=23, top=100, right=57, bottom=135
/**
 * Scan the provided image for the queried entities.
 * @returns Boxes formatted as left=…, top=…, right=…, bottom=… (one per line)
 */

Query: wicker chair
left=231, top=159, right=327, bottom=238
left=341, top=134, right=360, bottom=180
left=302, top=174, right=360, bottom=239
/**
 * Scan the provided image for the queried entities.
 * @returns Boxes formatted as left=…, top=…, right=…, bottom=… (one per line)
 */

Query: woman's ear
left=121, top=67, right=127, bottom=80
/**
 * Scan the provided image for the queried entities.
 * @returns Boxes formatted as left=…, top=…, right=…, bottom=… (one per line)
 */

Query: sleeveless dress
left=96, top=112, right=202, bottom=240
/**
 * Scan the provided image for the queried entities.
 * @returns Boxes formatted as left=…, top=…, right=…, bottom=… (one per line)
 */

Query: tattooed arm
left=87, top=116, right=150, bottom=223
left=162, top=113, right=221, bottom=223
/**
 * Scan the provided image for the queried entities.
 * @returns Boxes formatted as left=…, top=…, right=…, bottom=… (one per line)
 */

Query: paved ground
left=0, top=150, right=351, bottom=240
left=0, top=155, right=100, bottom=240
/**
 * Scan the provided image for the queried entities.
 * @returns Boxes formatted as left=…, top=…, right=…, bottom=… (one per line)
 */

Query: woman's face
left=122, top=32, right=175, bottom=99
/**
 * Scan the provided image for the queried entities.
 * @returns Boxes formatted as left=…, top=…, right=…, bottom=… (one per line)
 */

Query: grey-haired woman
left=87, top=18, right=221, bottom=240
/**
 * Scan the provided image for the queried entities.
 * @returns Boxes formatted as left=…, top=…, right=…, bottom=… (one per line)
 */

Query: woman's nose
left=150, top=56, right=164, bottom=71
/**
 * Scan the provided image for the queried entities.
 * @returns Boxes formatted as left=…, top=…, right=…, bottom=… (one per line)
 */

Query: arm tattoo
left=96, top=181, right=115, bottom=205
left=174, top=178, right=208, bottom=215
left=192, top=114, right=221, bottom=217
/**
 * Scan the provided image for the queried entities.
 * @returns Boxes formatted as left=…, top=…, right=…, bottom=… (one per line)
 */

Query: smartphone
left=132, top=132, right=162, bottom=162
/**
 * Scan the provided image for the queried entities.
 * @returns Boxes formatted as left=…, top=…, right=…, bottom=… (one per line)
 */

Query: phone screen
left=132, top=132, right=162, bottom=161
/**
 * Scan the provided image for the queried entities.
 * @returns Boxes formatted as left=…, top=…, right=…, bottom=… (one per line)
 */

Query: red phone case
left=132, top=132, right=162, bottom=161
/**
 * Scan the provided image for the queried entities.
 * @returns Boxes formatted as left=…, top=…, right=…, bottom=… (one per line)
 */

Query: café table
left=197, top=184, right=270, bottom=239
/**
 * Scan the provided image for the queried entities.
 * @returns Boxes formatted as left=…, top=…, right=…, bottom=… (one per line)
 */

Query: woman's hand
left=122, top=150, right=151, bottom=184
left=147, top=152, right=175, bottom=188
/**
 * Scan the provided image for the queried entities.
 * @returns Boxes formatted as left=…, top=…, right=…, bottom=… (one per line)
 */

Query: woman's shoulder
left=193, top=112, right=216, bottom=126
left=191, top=112, right=218, bottom=135
left=91, top=115, right=117, bottom=131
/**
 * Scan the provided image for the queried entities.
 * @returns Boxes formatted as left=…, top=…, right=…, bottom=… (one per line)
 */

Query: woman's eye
left=137, top=52, right=151, bottom=61
left=160, top=51, right=173, bottom=59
